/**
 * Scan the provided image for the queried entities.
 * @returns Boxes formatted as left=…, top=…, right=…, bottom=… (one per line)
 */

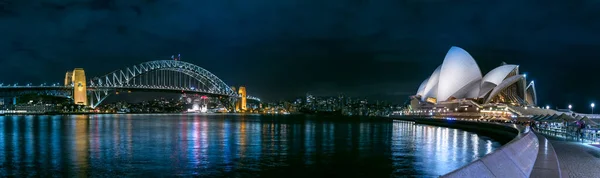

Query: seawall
left=391, top=116, right=557, bottom=178
left=393, top=117, right=519, bottom=144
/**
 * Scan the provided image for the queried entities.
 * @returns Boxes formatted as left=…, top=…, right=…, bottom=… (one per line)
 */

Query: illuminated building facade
left=231, top=86, right=248, bottom=112
left=64, top=71, right=73, bottom=86
left=238, top=86, right=247, bottom=111
left=65, top=68, right=87, bottom=106
left=412, top=46, right=537, bottom=110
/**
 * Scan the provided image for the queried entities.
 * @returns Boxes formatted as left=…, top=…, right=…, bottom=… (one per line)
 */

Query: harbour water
left=0, top=114, right=501, bottom=177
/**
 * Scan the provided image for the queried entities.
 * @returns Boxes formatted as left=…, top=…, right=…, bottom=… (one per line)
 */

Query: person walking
left=580, top=121, right=586, bottom=140
left=576, top=121, right=582, bottom=140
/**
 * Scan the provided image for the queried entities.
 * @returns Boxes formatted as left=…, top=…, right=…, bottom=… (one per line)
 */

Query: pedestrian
left=580, top=121, right=586, bottom=139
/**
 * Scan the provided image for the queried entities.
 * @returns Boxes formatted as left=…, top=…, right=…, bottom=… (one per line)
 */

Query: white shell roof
left=450, top=79, right=482, bottom=99
left=482, top=65, right=518, bottom=86
left=416, top=78, right=429, bottom=96
left=437, top=46, right=482, bottom=102
left=484, top=75, right=525, bottom=103
left=525, top=81, right=537, bottom=105
left=412, top=46, right=534, bottom=106
left=478, top=64, right=518, bottom=97
left=421, top=65, right=441, bottom=100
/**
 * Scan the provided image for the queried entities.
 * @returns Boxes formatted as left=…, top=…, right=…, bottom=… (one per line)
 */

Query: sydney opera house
left=410, top=46, right=538, bottom=115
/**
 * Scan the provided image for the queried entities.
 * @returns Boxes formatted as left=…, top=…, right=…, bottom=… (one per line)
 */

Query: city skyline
left=1, top=1, right=600, bottom=111
left=1, top=2, right=599, bottom=177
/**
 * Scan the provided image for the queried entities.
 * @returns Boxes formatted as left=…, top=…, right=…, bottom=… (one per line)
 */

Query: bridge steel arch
left=88, top=60, right=239, bottom=108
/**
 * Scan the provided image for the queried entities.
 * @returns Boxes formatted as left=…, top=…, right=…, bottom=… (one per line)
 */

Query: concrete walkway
left=540, top=133, right=600, bottom=178
left=531, top=133, right=562, bottom=178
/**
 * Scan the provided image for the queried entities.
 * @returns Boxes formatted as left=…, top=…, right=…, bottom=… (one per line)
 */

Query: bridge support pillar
left=65, top=68, right=88, bottom=106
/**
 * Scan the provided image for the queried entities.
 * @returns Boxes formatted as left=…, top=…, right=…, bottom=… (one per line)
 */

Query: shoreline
left=388, top=116, right=520, bottom=144
left=389, top=116, right=562, bottom=177
left=0, top=112, right=303, bottom=116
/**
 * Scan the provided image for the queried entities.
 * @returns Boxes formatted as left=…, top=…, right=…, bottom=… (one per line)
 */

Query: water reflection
left=0, top=115, right=501, bottom=177
left=391, top=121, right=502, bottom=177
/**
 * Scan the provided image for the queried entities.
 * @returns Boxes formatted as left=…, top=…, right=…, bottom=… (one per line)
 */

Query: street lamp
left=546, top=105, right=550, bottom=110
left=592, top=103, right=595, bottom=114
left=568, top=104, right=572, bottom=110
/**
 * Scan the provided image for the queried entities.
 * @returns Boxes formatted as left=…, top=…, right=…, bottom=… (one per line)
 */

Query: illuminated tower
left=64, top=71, right=73, bottom=86
left=238, top=86, right=247, bottom=111
left=231, top=86, right=239, bottom=112
left=71, top=68, right=87, bottom=106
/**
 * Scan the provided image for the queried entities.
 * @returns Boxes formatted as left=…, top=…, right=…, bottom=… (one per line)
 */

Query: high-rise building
left=306, top=93, right=313, bottom=103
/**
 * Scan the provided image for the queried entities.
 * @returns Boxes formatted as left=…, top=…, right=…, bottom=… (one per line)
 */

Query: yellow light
left=71, top=68, right=87, bottom=106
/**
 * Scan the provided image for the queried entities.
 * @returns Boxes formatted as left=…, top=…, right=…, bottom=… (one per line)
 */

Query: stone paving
left=542, top=134, right=600, bottom=178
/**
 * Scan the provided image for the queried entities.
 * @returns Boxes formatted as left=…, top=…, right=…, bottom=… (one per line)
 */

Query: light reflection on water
left=0, top=115, right=501, bottom=177
left=391, top=121, right=500, bottom=177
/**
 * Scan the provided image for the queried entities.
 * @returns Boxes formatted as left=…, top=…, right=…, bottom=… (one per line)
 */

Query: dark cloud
left=1, top=0, right=600, bottom=109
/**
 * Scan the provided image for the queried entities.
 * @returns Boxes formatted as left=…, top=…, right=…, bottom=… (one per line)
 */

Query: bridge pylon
left=65, top=68, right=88, bottom=106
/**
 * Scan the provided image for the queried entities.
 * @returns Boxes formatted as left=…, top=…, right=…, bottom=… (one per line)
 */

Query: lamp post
left=592, top=103, right=595, bottom=114
left=568, top=104, right=572, bottom=111
left=546, top=105, right=550, bottom=110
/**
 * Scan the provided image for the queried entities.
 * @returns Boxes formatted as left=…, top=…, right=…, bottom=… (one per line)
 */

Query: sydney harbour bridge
left=0, top=59, right=260, bottom=109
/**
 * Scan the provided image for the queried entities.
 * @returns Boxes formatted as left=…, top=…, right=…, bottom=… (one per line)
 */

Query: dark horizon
left=1, top=1, right=600, bottom=112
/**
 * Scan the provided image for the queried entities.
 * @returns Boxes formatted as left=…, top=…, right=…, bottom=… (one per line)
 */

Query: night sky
left=1, top=0, right=600, bottom=111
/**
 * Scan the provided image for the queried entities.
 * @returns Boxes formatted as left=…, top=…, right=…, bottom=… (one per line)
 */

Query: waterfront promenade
left=539, top=133, right=600, bottom=177
left=391, top=116, right=564, bottom=177
left=392, top=115, right=600, bottom=177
